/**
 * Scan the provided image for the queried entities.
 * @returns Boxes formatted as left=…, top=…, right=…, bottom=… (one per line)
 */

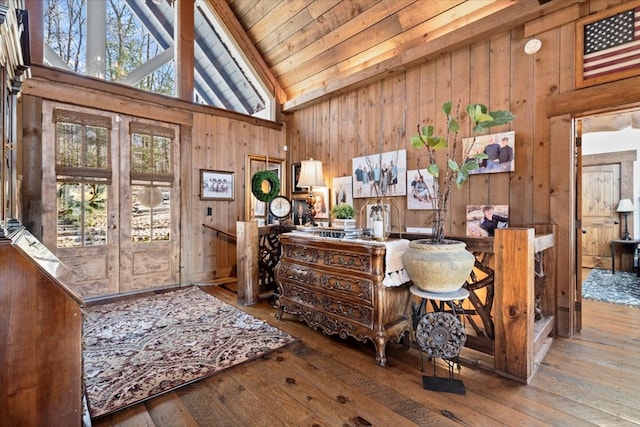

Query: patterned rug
left=582, top=268, right=640, bottom=308
left=83, top=286, right=296, bottom=418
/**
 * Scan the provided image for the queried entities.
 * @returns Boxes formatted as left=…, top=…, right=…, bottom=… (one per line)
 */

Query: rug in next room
left=582, top=268, right=640, bottom=308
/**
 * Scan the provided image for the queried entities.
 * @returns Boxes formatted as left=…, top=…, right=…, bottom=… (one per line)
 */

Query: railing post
left=494, top=227, right=535, bottom=382
left=236, top=221, right=259, bottom=306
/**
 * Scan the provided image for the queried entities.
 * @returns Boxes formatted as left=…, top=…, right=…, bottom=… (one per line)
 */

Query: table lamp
left=296, top=159, right=325, bottom=226
left=616, top=198, right=634, bottom=240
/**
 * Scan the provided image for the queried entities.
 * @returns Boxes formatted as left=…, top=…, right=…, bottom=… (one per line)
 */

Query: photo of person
left=332, top=176, right=354, bottom=208
left=352, top=149, right=407, bottom=198
left=466, top=204, right=509, bottom=237
left=464, top=131, right=515, bottom=175
left=407, top=169, right=438, bottom=210
left=293, top=199, right=310, bottom=226
left=312, top=186, right=330, bottom=219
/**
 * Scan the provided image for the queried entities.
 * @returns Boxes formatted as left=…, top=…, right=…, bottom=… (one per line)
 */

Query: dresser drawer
left=276, top=260, right=374, bottom=304
left=282, top=243, right=381, bottom=275
left=278, top=281, right=373, bottom=328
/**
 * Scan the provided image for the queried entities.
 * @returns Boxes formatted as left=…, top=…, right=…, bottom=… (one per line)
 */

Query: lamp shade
left=297, top=159, right=325, bottom=188
left=616, top=198, right=634, bottom=213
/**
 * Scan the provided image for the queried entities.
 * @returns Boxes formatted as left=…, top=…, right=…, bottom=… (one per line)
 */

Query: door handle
left=582, top=229, right=587, bottom=234
left=109, top=224, right=117, bottom=229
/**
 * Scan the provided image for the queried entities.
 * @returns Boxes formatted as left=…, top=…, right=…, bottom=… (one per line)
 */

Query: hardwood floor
left=91, top=284, right=640, bottom=427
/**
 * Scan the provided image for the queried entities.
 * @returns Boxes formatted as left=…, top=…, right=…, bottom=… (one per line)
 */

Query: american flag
left=583, top=7, right=640, bottom=80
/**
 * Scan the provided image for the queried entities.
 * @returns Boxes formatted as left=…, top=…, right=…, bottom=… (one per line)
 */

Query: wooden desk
left=610, top=239, right=640, bottom=276
left=274, top=233, right=412, bottom=366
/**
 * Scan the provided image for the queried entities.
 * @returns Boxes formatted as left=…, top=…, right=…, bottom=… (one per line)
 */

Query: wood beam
left=23, top=65, right=283, bottom=130
left=176, top=0, right=195, bottom=101
left=546, top=75, right=640, bottom=118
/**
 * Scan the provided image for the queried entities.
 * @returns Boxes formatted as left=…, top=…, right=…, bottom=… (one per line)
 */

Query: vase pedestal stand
left=411, top=286, right=469, bottom=395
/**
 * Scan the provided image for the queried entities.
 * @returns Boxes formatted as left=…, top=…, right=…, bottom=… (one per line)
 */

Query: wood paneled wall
left=190, top=112, right=285, bottom=283
left=287, top=25, right=549, bottom=235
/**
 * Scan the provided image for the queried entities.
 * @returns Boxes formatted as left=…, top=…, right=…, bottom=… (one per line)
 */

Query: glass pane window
left=131, top=132, right=172, bottom=177
left=131, top=133, right=152, bottom=173
left=57, top=182, right=108, bottom=248
left=132, top=185, right=170, bottom=242
left=44, top=0, right=175, bottom=96
left=56, top=122, right=109, bottom=170
left=56, top=122, right=83, bottom=168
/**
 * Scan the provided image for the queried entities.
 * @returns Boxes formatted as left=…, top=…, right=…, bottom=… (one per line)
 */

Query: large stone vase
left=402, top=239, right=475, bottom=293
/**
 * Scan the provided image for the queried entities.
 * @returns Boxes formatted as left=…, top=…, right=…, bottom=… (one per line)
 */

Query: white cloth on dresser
left=382, top=238, right=410, bottom=287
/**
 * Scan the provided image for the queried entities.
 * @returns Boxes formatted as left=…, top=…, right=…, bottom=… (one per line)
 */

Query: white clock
left=269, top=196, right=292, bottom=219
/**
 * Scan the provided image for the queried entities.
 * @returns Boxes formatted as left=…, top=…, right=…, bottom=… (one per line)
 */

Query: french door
left=41, top=101, right=181, bottom=297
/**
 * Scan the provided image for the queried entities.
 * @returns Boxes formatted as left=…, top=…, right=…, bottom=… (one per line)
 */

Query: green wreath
left=251, top=170, right=281, bottom=202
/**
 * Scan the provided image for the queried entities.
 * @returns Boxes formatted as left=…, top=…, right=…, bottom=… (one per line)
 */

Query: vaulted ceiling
left=213, top=0, right=569, bottom=112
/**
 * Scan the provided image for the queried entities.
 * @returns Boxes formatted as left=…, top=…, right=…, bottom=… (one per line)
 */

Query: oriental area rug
left=83, top=286, right=296, bottom=418
left=582, top=268, right=640, bottom=308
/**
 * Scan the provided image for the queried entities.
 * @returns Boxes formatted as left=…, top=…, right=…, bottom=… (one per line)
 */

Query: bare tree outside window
left=44, top=0, right=175, bottom=95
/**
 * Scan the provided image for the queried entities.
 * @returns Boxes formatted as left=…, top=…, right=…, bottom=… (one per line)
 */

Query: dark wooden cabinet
left=275, top=233, right=412, bottom=366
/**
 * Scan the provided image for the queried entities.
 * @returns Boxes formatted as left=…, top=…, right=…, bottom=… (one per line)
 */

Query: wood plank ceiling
left=219, top=0, right=566, bottom=112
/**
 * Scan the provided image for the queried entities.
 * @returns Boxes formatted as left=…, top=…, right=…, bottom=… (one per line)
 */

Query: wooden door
left=581, top=164, right=620, bottom=270
left=575, top=121, right=583, bottom=331
left=41, top=102, right=180, bottom=297
left=118, top=117, right=181, bottom=293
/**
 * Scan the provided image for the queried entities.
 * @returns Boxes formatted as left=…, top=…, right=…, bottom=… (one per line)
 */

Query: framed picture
left=312, top=186, right=330, bottom=219
left=352, top=149, right=407, bottom=198
left=200, top=169, right=234, bottom=201
left=464, top=131, right=515, bottom=175
left=407, top=169, right=438, bottom=210
left=292, top=198, right=310, bottom=226
left=576, top=2, right=640, bottom=89
left=254, top=201, right=266, bottom=216
left=466, top=204, right=509, bottom=237
left=291, top=162, right=305, bottom=194
left=244, top=154, right=285, bottom=221
left=365, top=202, right=391, bottom=233
left=331, top=176, right=353, bottom=208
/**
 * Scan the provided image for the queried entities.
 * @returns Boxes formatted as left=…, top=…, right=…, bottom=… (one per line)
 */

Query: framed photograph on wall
left=331, top=176, right=353, bottom=208
left=291, top=162, right=305, bottom=194
left=466, top=204, right=509, bottom=237
left=200, top=169, right=234, bottom=201
left=312, top=186, right=330, bottom=219
left=407, top=169, right=438, bottom=210
left=464, top=131, right=515, bottom=175
left=352, top=149, right=407, bottom=198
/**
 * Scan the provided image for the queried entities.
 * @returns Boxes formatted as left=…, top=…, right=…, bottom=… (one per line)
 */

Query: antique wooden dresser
left=274, top=232, right=412, bottom=366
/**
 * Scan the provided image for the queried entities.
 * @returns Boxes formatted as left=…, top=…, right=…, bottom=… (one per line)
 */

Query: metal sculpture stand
left=411, top=286, right=469, bottom=395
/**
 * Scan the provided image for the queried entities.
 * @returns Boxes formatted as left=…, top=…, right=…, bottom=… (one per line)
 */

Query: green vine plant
left=411, top=100, right=515, bottom=244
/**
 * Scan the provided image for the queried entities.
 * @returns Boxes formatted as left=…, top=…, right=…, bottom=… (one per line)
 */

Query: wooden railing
left=202, top=223, right=237, bottom=241
left=401, top=225, right=557, bottom=383
left=236, top=222, right=295, bottom=306
left=494, top=225, right=556, bottom=383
